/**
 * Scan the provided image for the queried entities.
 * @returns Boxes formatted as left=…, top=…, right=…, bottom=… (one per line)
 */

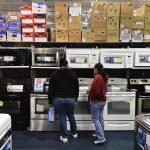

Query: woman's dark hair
left=94, top=63, right=107, bottom=79
left=59, top=58, right=68, bottom=67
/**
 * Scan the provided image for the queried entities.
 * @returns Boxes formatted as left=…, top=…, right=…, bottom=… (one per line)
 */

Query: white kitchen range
left=100, top=48, right=134, bottom=68
left=105, top=78, right=136, bottom=130
left=66, top=48, right=100, bottom=68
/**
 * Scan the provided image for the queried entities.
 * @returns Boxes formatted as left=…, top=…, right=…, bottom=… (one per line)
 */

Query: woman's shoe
left=60, top=136, right=68, bottom=143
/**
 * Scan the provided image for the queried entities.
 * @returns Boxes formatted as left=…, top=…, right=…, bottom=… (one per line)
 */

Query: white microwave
left=100, top=49, right=134, bottom=68
left=134, top=48, right=150, bottom=67
left=66, top=48, right=99, bottom=68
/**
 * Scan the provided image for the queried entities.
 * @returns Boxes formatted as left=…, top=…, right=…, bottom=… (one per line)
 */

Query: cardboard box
left=34, top=14, right=46, bottom=24
left=107, top=3, right=120, bottom=16
left=107, top=29, right=119, bottom=42
left=144, top=30, right=150, bottom=42
left=56, top=30, right=68, bottom=42
left=32, top=2, right=47, bottom=14
left=120, top=2, right=133, bottom=16
left=20, top=6, right=32, bottom=15
left=0, top=33, right=6, bottom=41
left=22, top=32, right=34, bottom=42
left=133, top=5, right=145, bottom=17
left=120, top=29, right=132, bottom=42
left=21, top=15, right=34, bottom=24
left=55, top=16, right=68, bottom=30
left=107, top=16, right=119, bottom=29
left=120, top=16, right=133, bottom=29
left=7, top=12, right=20, bottom=21
left=7, top=31, right=21, bottom=42
left=94, top=29, right=106, bottom=42
left=145, top=3, right=150, bottom=16
left=132, top=16, right=144, bottom=29
left=145, top=16, right=150, bottom=30
left=51, top=28, right=56, bottom=42
left=69, top=16, right=81, bottom=29
left=22, top=24, right=34, bottom=33
left=69, top=29, right=81, bottom=42
left=34, top=24, right=46, bottom=33
left=55, top=2, right=69, bottom=16
left=132, top=30, right=143, bottom=42
left=7, top=21, right=21, bottom=32
left=92, top=15, right=106, bottom=29
left=82, top=29, right=94, bottom=42
left=34, top=32, right=47, bottom=42
left=93, top=2, right=107, bottom=16
left=69, top=3, right=81, bottom=16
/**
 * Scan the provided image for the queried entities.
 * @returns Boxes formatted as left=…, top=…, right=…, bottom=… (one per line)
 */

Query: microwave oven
left=100, top=49, right=134, bottom=68
left=32, top=48, right=65, bottom=67
left=0, top=47, right=30, bottom=67
left=134, top=48, right=150, bottom=67
left=66, top=48, right=100, bottom=68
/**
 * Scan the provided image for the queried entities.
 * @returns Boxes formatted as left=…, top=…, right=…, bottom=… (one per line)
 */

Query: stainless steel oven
left=67, top=78, right=95, bottom=130
left=31, top=48, right=65, bottom=67
left=0, top=47, right=30, bottom=67
left=0, top=79, right=31, bottom=130
left=30, top=94, right=60, bottom=131
left=129, top=78, right=150, bottom=115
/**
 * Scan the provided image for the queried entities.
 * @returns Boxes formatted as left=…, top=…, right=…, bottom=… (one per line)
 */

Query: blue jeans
left=90, top=100, right=106, bottom=140
left=53, top=97, right=77, bottom=138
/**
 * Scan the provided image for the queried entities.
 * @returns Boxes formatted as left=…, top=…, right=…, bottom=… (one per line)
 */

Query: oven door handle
left=139, top=96, right=150, bottom=98
left=56, top=52, right=60, bottom=65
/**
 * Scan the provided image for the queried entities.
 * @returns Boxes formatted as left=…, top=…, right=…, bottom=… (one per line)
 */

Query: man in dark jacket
left=48, top=58, right=79, bottom=143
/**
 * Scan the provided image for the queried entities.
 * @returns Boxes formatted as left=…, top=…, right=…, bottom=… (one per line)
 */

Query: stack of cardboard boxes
left=68, top=3, right=81, bottom=42
left=107, top=2, right=120, bottom=42
left=132, top=4, right=144, bottom=42
left=32, top=2, right=47, bottom=42
left=55, top=2, right=69, bottom=42
left=7, top=12, right=21, bottom=42
left=120, top=2, right=133, bottom=42
left=20, top=6, right=34, bottom=42
left=144, top=3, right=150, bottom=42
left=0, top=15, right=6, bottom=41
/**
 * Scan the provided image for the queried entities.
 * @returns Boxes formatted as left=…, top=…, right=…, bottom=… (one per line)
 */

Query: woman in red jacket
left=88, top=63, right=109, bottom=145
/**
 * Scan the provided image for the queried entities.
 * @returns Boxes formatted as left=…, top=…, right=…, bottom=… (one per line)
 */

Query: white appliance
left=104, top=78, right=136, bottom=130
left=100, top=48, right=134, bottom=68
left=134, top=48, right=150, bottom=67
left=0, top=114, right=12, bottom=150
left=66, top=48, right=99, bottom=68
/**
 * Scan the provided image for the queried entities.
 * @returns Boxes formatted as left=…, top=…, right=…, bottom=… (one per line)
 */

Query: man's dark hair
left=59, top=58, right=68, bottom=67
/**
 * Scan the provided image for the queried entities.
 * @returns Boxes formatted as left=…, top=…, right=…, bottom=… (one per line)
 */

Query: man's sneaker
left=94, top=139, right=106, bottom=145
left=92, top=133, right=97, bottom=138
left=60, top=136, right=68, bottom=143
left=72, top=133, right=78, bottom=139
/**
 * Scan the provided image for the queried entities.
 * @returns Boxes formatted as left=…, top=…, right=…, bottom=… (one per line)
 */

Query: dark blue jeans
left=53, top=97, right=77, bottom=138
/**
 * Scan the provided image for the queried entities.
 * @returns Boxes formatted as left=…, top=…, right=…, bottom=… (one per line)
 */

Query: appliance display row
left=1, top=47, right=150, bottom=68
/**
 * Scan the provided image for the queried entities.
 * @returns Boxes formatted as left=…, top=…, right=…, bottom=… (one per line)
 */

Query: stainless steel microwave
left=32, top=48, right=65, bottom=67
left=0, top=47, right=30, bottom=67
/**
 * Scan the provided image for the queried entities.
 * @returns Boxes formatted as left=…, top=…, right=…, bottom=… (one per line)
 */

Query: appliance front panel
left=134, top=51, right=150, bottom=67
left=104, top=93, right=136, bottom=120
left=138, top=97, right=150, bottom=114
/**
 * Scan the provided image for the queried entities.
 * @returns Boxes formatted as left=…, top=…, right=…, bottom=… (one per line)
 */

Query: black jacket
left=48, top=68, right=79, bottom=104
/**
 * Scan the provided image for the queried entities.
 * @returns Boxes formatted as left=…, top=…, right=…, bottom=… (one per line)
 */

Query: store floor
left=12, top=131, right=134, bottom=150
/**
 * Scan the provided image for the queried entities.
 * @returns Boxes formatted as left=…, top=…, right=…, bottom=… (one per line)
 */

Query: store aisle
left=12, top=131, right=134, bottom=150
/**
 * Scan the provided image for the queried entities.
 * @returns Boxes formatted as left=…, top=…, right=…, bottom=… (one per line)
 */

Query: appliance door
left=101, top=54, right=125, bottom=68
left=66, top=50, right=90, bottom=68
left=134, top=51, right=150, bottom=67
left=104, top=92, right=135, bottom=120
left=75, top=93, right=91, bottom=120
left=30, top=94, right=52, bottom=119
left=32, top=51, right=60, bottom=67
left=138, top=96, right=150, bottom=114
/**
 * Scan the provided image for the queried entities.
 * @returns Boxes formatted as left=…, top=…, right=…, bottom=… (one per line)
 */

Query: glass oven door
left=75, top=95, right=91, bottom=120
left=104, top=92, right=136, bottom=120
left=138, top=96, right=150, bottom=114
